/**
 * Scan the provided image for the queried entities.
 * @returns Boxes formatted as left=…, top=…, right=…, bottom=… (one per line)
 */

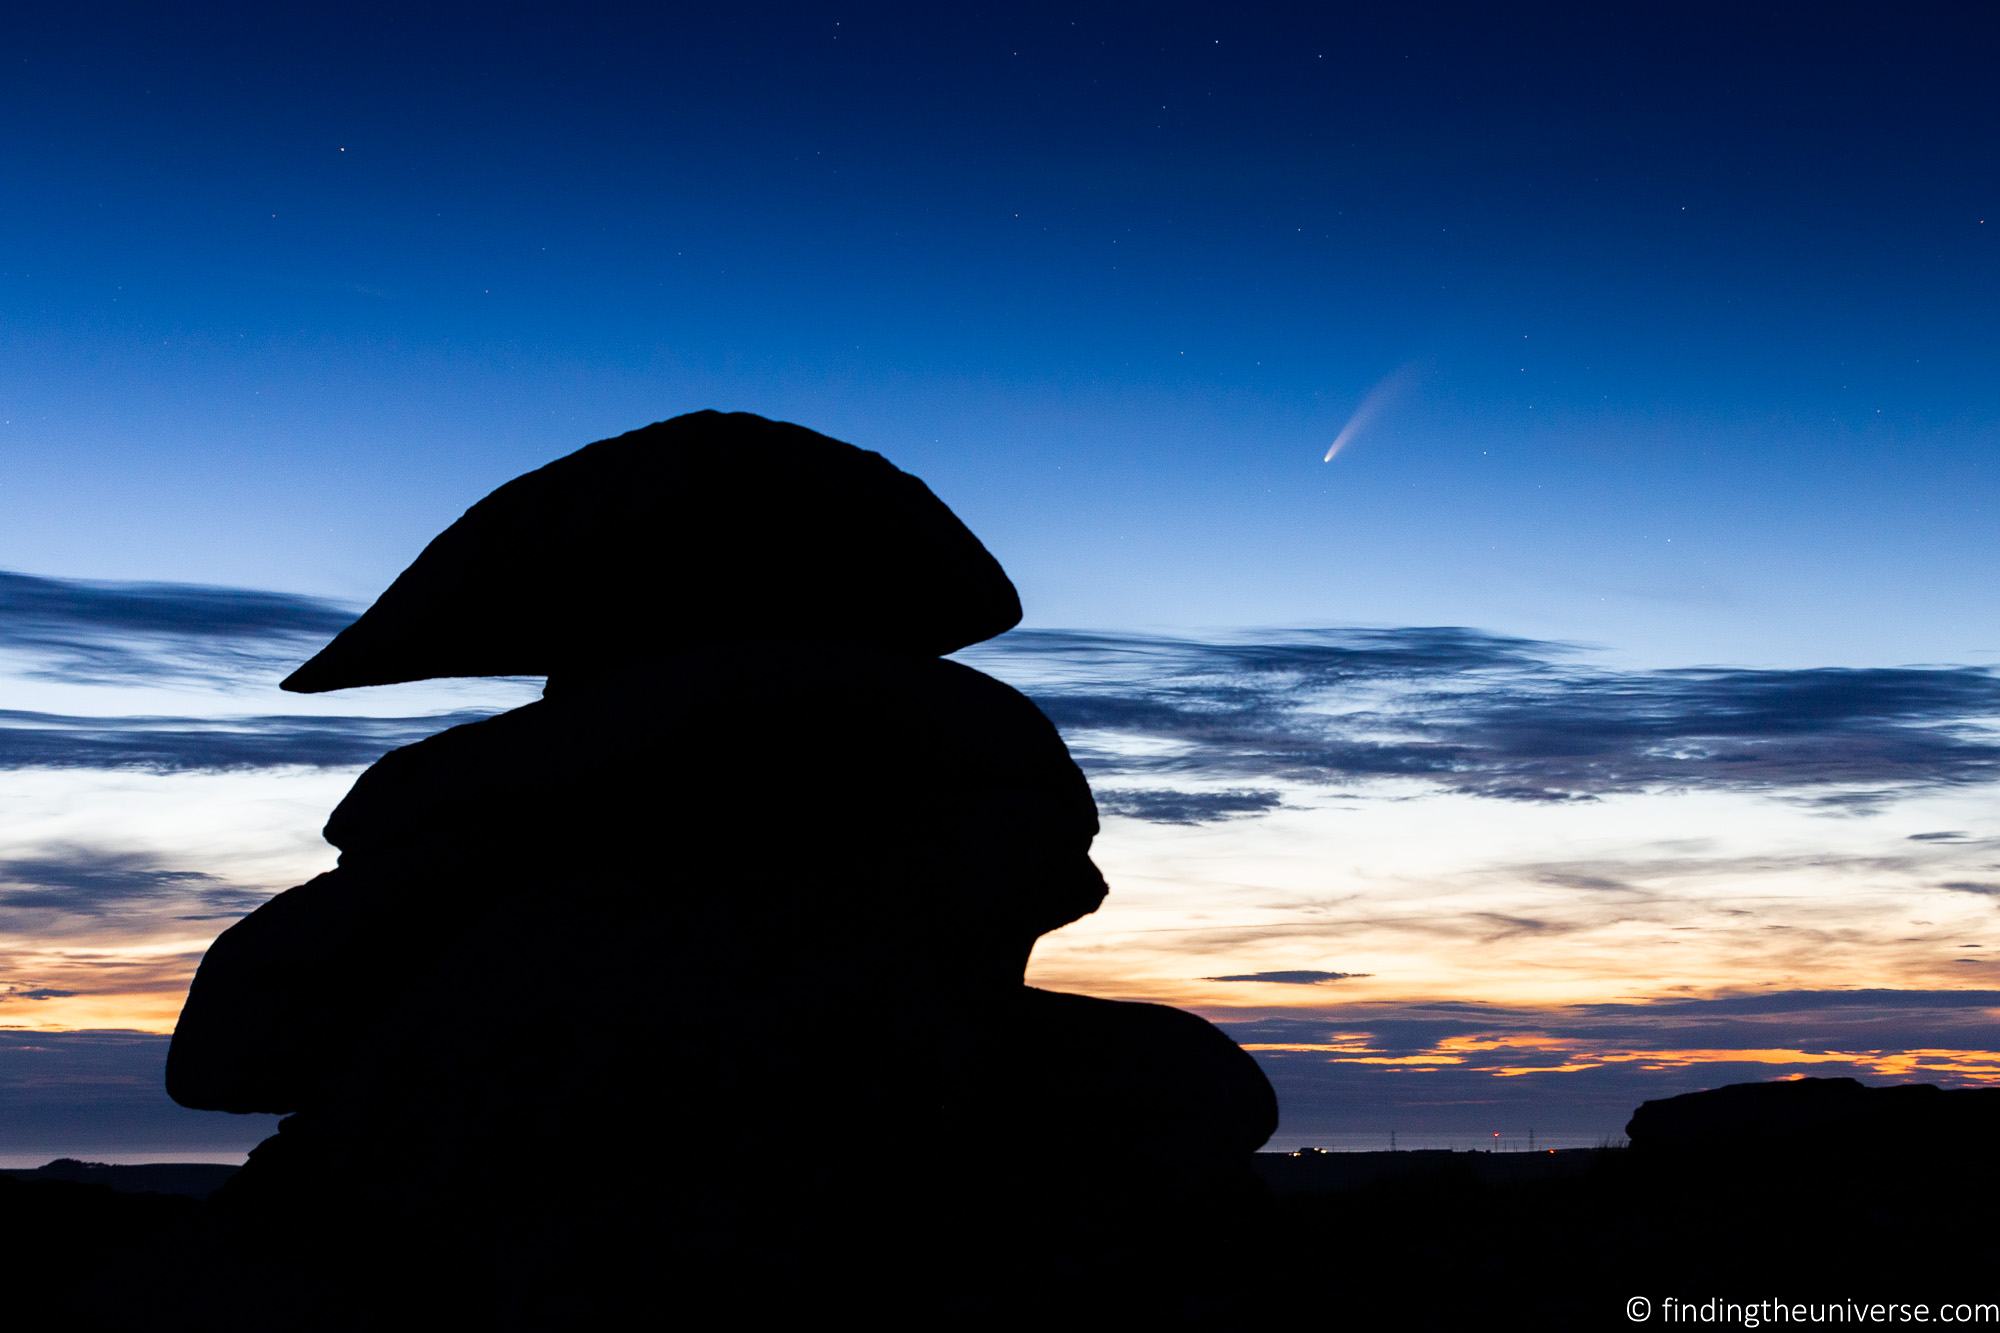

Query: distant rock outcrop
left=166, top=411, right=1276, bottom=1327
left=1628, top=1076, right=2000, bottom=1157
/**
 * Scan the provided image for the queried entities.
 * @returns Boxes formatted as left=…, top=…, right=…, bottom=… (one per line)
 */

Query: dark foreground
left=13, top=1097, right=1996, bottom=1330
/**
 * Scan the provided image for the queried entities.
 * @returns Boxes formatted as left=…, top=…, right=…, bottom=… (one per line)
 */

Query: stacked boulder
left=167, top=411, right=1276, bottom=1326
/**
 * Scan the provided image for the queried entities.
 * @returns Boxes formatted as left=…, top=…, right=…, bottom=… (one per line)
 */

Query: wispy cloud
left=1205, top=970, right=1367, bottom=985
left=12, top=570, right=1997, bottom=820
left=0, top=846, right=270, bottom=937
left=1223, top=990, right=2000, bottom=1064
left=1210, top=989, right=2000, bottom=1135
left=966, top=628, right=2000, bottom=817
left=0, top=570, right=355, bottom=687
left=0, top=985, right=78, bottom=1002
left=1094, top=788, right=1284, bottom=824
left=0, top=708, right=497, bottom=773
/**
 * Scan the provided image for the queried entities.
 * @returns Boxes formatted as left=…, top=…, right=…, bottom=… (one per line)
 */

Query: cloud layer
left=967, top=629, right=2000, bottom=819
left=0, top=846, right=271, bottom=933
left=0, top=570, right=355, bottom=687
left=0, top=708, right=497, bottom=773
left=1206, top=970, right=1367, bottom=985
left=8, top=568, right=1998, bottom=826
left=1215, top=988, right=2000, bottom=1138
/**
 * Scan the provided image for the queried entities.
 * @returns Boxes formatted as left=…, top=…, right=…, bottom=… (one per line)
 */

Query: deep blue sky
left=4, top=3, right=1995, bottom=666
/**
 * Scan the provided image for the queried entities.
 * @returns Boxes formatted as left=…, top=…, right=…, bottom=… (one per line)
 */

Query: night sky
left=3, top=4, right=1997, bottom=1157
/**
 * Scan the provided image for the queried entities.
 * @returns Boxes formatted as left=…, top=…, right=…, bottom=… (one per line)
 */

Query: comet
left=1323, top=366, right=1416, bottom=462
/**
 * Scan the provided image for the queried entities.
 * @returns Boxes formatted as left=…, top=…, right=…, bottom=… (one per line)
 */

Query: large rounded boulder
left=282, top=411, right=1021, bottom=692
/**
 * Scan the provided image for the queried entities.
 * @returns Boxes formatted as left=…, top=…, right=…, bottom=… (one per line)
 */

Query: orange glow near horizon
left=3, top=765, right=1997, bottom=1116
left=1238, top=1033, right=2000, bottom=1085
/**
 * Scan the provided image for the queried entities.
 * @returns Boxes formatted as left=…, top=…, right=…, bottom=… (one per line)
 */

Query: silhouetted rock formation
left=278, top=410, right=1022, bottom=692
left=1628, top=1075, right=2000, bottom=1159
left=166, top=411, right=1276, bottom=1328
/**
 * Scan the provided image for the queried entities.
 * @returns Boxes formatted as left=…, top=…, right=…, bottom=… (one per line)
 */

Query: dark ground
left=11, top=1135, right=1993, bottom=1330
